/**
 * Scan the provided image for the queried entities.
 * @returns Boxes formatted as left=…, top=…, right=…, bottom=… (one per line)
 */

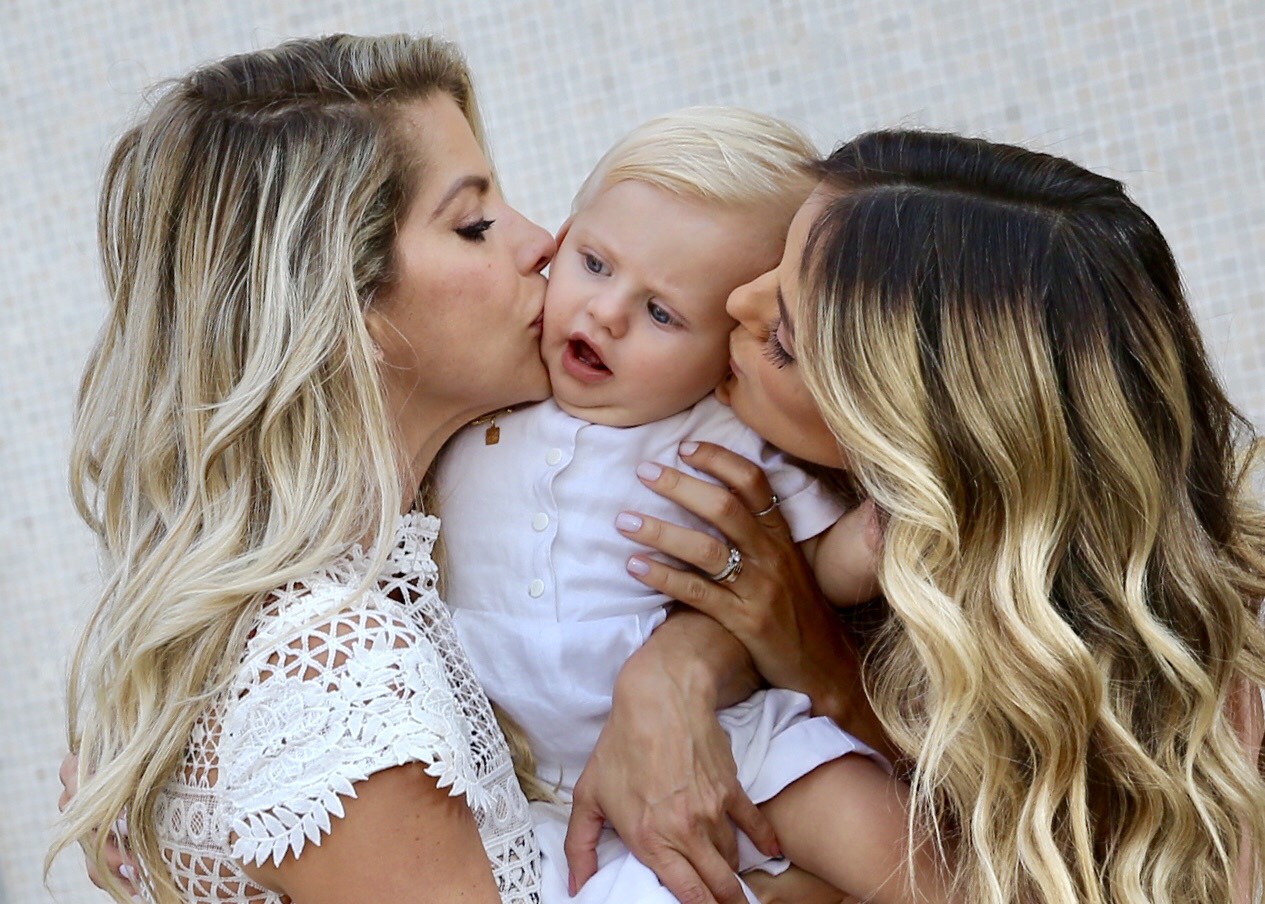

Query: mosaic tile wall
left=3, top=1, right=1261, bottom=900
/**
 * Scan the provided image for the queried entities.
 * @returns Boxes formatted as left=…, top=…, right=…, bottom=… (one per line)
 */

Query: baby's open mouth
left=569, top=338, right=610, bottom=373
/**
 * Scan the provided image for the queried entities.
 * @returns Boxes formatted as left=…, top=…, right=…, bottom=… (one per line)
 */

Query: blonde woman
left=578, top=131, right=1265, bottom=903
left=50, top=33, right=558, bottom=904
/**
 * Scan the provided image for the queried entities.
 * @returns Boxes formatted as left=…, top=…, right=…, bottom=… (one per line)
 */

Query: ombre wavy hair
left=46, top=34, right=529, bottom=903
left=797, top=130, right=1265, bottom=903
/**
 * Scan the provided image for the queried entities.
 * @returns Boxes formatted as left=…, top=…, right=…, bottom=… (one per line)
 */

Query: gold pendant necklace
left=469, top=407, right=516, bottom=445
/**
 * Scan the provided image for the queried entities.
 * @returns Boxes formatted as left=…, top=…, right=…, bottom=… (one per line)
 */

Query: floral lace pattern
left=148, top=513, right=540, bottom=903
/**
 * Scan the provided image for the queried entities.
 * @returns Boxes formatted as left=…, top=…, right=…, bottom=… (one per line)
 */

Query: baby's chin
left=554, top=384, right=667, bottom=429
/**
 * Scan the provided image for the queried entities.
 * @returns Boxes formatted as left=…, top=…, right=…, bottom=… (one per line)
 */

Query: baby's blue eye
left=583, top=252, right=608, bottom=275
left=647, top=301, right=675, bottom=326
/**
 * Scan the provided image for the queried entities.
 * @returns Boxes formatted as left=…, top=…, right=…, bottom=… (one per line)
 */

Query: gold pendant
left=471, top=406, right=514, bottom=445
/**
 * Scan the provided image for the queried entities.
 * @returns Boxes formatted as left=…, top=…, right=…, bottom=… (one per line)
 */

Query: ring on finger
left=708, top=546, right=743, bottom=584
left=751, top=494, right=780, bottom=518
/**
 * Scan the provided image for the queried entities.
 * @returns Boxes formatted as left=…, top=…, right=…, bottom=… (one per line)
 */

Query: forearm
left=787, top=617, right=899, bottom=764
left=618, top=607, right=760, bottom=710
left=573, top=610, right=777, bottom=904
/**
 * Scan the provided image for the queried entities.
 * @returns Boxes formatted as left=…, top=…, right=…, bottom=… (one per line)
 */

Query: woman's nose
left=519, top=216, right=556, bottom=274
left=726, top=270, right=769, bottom=327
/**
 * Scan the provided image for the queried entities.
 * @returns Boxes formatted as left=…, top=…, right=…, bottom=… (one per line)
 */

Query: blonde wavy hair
left=46, top=33, right=537, bottom=903
left=570, top=105, right=817, bottom=220
left=797, top=130, right=1265, bottom=903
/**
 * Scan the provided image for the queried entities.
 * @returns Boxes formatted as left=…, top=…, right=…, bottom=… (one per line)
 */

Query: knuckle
left=716, top=493, right=745, bottom=523
left=735, top=460, right=764, bottom=492
left=676, top=882, right=712, bottom=904
left=702, top=537, right=730, bottom=567
left=629, top=825, right=665, bottom=855
left=747, top=608, right=774, bottom=635
left=681, top=573, right=714, bottom=605
left=731, top=608, right=762, bottom=637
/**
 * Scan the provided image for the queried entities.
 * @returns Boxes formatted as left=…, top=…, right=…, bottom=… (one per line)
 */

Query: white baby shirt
left=436, top=395, right=845, bottom=795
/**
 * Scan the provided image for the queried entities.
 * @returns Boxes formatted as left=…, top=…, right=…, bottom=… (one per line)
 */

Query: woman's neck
left=391, top=403, right=519, bottom=513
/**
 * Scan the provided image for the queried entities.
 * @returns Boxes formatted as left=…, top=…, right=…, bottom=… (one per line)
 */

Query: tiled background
left=3, top=1, right=1262, bottom=900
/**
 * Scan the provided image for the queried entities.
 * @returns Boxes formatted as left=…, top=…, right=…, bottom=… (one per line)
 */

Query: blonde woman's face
left=369, top=93, right=555, bottom=432
left=718, top=191, right=845, bottom=468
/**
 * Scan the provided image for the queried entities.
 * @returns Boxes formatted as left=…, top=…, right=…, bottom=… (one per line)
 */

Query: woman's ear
left=363, top=307, right=390, bottom=362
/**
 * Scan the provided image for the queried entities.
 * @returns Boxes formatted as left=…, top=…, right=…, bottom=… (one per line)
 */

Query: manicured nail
left=679, top=441, right=699, bottom=456
left=627, top=556, right=650, bottom=576
left=636, top=461, right=662, bottom=481
left=615, top=512, right=642, bottom=532
left=119, top=864, right=137, bottom=884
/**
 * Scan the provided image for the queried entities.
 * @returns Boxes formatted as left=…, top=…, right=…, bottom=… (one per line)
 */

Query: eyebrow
left=431, top=174, right=490, bottom=219
left=776, top=285, right=795, bottom=340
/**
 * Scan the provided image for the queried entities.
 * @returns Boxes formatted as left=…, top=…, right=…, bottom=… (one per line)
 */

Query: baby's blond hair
left=571, top=105, right=817, bottom=218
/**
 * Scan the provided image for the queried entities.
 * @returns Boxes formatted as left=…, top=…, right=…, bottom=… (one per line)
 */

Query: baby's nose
left=588, top=291, right=628, bottom=337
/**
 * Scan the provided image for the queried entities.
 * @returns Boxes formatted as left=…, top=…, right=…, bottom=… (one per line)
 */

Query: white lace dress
left=147, top=513, right=540, bottom=903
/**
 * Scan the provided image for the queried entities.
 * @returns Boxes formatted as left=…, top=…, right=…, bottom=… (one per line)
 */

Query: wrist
left=615, top=638, right=724, bottom=713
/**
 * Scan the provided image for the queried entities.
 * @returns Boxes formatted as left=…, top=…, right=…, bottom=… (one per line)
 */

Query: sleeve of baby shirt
left=751, top=441, right=848, bottom=542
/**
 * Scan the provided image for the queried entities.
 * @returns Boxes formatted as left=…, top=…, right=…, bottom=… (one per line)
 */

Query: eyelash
left=647, top=301, right=681, bottom=327
left=456, top=218, right=495, bottom=241
left=764, top=316, right=794, bottom=368
left=582, top=251, right=609, bottom=276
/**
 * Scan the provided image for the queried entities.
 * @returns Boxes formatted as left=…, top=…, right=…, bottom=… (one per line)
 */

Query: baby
left=437, top=109, right=891, bottom=903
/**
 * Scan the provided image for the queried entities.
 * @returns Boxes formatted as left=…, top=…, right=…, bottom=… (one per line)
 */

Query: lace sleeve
left=219, top=592, right=491, bottom=868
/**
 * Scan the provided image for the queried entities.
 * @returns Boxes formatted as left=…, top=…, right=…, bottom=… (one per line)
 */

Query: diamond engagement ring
left=752, top=494, right=780, bottom=517
left=708, top=546, right=744, bottom=584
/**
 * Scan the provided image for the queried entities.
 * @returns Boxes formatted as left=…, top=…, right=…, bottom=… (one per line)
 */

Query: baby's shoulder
left=674, top=394, right=764, bottom=451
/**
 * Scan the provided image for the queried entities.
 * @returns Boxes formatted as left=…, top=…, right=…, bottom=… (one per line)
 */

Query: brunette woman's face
left=368, top=93, right=555, bottom=431
left=718, top=190, right=845, bottom=468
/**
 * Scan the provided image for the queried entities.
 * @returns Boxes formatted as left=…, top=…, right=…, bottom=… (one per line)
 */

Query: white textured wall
left=3, top=1, right=1262, bottom=900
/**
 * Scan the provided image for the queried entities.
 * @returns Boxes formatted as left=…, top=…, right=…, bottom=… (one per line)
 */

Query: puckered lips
left=560, top=332, right=613, bottom=383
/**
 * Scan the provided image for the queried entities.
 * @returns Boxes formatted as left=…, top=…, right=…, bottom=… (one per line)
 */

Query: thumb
left=563, top=788, right=605, bottom=894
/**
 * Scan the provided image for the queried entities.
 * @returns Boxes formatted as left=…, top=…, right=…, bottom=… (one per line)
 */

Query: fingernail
left=615, top=512, right=642, bottom=532
left=627, top=556, right=650, bottom=576
left=119, top=864, right=137, bottom=883
left=679, top=441, right=699, bottom=456
left=636, top=461, right=662, bottom=481
left=568, top=871, right=577, bottom=896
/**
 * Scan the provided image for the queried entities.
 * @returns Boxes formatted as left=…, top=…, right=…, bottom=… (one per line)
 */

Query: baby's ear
left=553, top=216, right=574, bottom=249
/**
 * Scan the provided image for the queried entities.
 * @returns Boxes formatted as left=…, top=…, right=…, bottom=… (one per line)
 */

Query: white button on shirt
left=435, top=396, right=845, bottom=794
